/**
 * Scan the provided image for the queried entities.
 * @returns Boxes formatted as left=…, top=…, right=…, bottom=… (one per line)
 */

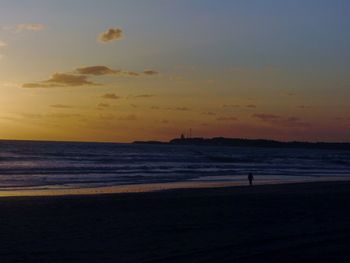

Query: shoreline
left=1, top=177, right=349, bottom=198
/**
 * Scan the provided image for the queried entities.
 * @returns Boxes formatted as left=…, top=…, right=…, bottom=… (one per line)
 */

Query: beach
left=1, top=181, right=349, bottom=262
left=2, top=1, right=350, bottom=262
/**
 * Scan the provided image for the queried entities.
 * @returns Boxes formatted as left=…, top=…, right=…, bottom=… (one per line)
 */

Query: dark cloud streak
left=22, top=73, right=98, bottom=88
left=102, top=93, right=120, bottom=100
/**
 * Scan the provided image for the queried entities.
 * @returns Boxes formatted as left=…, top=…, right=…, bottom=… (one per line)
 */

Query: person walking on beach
left=248, top=173, right=254, bottom=186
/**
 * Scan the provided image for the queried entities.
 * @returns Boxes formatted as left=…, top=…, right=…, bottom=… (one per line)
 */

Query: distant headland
left=133, top=137, right=350, bottom=150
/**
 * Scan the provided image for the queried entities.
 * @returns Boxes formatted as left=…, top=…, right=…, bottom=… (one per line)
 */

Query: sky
left=0, top=0, right=350, bottom=142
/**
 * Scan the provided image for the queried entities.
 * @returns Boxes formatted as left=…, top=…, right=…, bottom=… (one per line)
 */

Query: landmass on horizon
left=134, top=136, right=350, bottom=150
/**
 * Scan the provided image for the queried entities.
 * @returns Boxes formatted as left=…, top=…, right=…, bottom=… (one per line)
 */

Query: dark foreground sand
left=1, top=182, right=350, bottom=262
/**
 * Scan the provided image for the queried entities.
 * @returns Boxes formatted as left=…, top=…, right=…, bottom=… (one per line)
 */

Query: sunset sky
left=1, top=0, right=350, bottom=142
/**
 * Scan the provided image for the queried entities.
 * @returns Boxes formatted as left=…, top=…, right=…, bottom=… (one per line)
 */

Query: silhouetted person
left=248, top=173, right=254, bottom=186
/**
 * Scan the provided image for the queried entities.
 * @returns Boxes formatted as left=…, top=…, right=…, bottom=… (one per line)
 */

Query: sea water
left=0, top=140, right=349, bottom=191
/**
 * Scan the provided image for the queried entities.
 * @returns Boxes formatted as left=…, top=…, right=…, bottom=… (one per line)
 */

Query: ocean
left=0, top=140, right=349, bottom=192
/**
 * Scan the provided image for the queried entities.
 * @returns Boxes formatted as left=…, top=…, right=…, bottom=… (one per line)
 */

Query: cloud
left=76, top=66, right=121, bottom=76
left=222, top=104, right=256, bottom=109
left=16, top=24, right=45, bottom=31
left=98, top=27, right=123, bottom=43
left=51, top=104, right=73, bottom=109
left=0, top=82, right=17, bottom=88
left=253, top=114, right=280, bottom=121
left=119, top=114, right=137, bottom=121
left=246, top=104, right=256, bottom=108
left=47, top=73, right=96, bottom=86
left=143, top=70, right=159, bottom=76
left=223, top=104, right=241, bottom=108
left=22, top=83, right=62, bottom=88
left=23, top=73, right=97, bottom=88
left=216, top=117, right=238, bottom=121
left=97, top=103, right=110, bottom=108
left=21, top=113, right=80, bottom=119
left=253, top=114, right=309, bottom=128
left=173, top=107, right=190, bottom=111
left=201, top=112, right=216, bottom=116
left=152, top=106, right=190, bottom=111
left=48, top=113, right=81, bottom=119
left=132, top=94, right=155, bottom=98
left=76, top=66, right=155, bottom=78
left=21, top=113, right=43, bottom=119
left=22, top=65, right=159, bottom=89
left=102, top=93, right=120, bottom=100
left=99, top=114, right=115, bottom=120
left=0, top=41, right=6, bottom=59
left=123, top=71, right=140, bottom=77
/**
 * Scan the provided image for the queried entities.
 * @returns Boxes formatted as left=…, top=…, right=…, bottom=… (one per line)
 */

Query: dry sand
left=0, top=181, right=349, bottom=262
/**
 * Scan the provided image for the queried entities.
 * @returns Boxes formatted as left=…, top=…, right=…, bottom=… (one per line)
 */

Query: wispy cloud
left=48, top=113, right=81, bottom=119
left=223, top=104, right=240, bottom=108
left=102, top=93, right=120, bottom=100
left=51, top=104, right=73, bottom=109
left=149, top=106, right=190, bottom=111
left=123, top=71, right=140, bottom=77
left=119, top=114, right=137, bottom=121
left=0, top=41, right=6, bottom=59
left=76, top=66, right=158, bottom=77
left=253, top=114, right=309, bottom=128
left=22, top=83, right=59, bottom=88
left=76, top=66, right=120, bottom=76
left=98, top=27, right=123, bottom=43
left=21, top=113, right=81, bottom=119
left=170, top=107, right=190, bottom=111
left=131, top=94, right=155, bottom=99
left=97, top=103, right=110, bottom=108
left=99, top=113, right=115, bottom=120
left=216, top=117, right=238, bottom=121
left=21, top=113, right=43, bottom=119
left=222, top=104, right=256, bottom=109
left=143, top=70, right=159, bottom=76
left=0, top=40, right=6, bottom=59
left=246, top=104, right=256, bottom=108
left=253, top=114, right=280, bottom=121
left=16, top=23, right=45, bottom=31
left=201, top=112, right=216, bottom=116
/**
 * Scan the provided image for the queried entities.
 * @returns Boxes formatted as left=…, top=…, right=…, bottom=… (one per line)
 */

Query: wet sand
left=1, top=181, right=350, bottom=262
left=1, top=176, right=349, bottom=197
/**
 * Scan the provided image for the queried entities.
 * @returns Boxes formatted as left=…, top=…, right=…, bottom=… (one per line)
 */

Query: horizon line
left=1, top=137, right=350, bottom=145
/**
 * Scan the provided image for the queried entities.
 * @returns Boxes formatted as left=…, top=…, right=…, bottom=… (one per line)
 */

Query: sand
left=0, top=181, right=349, bottom=262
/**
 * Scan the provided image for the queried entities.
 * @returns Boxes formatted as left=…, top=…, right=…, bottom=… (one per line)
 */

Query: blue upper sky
left=2, top=0, right=349, bottom=71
